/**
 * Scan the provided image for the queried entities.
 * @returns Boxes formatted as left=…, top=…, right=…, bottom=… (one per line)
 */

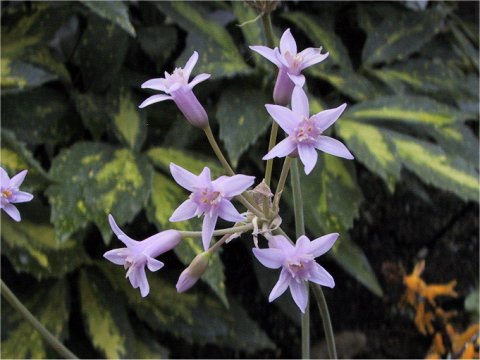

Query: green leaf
left=346, top=95, right=465, bottom=126
left=72, top=92, right=109, bottom=140
left=1, top=129, right=50, bottom=190
left=330, top=236, right=384, bottom=297
left=79, top=269, right=134, bottom=359
left=80, top=1, right=136, bottom=37
left=112, top=88, right=146, bottom=151
left=308, top=67, right=377, bottom=102
left=282, top=12, right=352, bottom=70
left=147, top=171, right=227, bottom=307
left=147, top=146, right=223, bottom=177
left=1, top=280, right=70, bottom=359
left=1, top=217, right=88, bottom=280
left=356, top=3, right=401, bottom=34
left=389, top=131, right=479, bottom=202
left=430, top=124, right=479, bottom=167
left=216, top=84, right=271, bottom=167
left=47, top=142, right=153, bottom=242
left=156, top=2, right=249, bottom=77
left=336, top=119, right=400, bottom=190
left=1, top=88, right=78, bottom=146
left=137, top=25, right=177, bottom=65
left=73, top=13, right=128, bottom=92
left=464, top=287, right=479, bottom=322
left=98, top=263, right=274, bottom=351
left=362, top=9, right=444, bottom=66
left=0, top=58, right=57, bottom=94
left=132, top=331, right=169, bottom=359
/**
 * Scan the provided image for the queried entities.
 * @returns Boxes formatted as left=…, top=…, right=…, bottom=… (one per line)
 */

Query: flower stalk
left=178, top=223, right=254, bottom=239
left=1, top=280, right=78, bottom=359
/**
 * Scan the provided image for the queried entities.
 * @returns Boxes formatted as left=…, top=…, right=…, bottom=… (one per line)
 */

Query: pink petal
left=146, top=256, right=164, bottom=272
left=139, top=94, right=172, bottom=108
left=312, top=103, right=347, bottom=132
left=269, top=268, right=290, bottom=302
left=141, top=78, right=167, bottom=91
left=291, top=87, right=309, bottom=118
left=315, top=136, right=354, bottom=160
left=299, top=49, right=329, bottom=70
left=294, top=235, right=311, bottom=255
left=265, top=104, right=298, bottom=134
left=213, top=174, right=255, bottom=197
left=169, top=163, right=198, bottom=192
left=252, top=247, right=285, bottom=269
left=103, top=248, right=128, bottom=265
left=287, top=73, right=305, bottom=87
left=143, top=230, right=182, bottom=257
left=262, top=137, right=297, bottom=160
left=197, top=167, right=212, bottom=188
left=309, top=233, right=339, bottom=257
left=269, top=235, right=294, bottom=253
left=202, top=213, right=218, bottom=251
left=249, top=45, right=282, bottom=67
left=10, top=170, right=28, bottom=188
left=170, top=199, right=197, bottom=222
left=12, top=191, right=33, bottom=203
left=289, top=280, right=308, bottom=313
left=310, top=264, right=335, bottom=288
left=137, top=267, right=150, bottom=297
left=298, top=144, right=318, bottom=175
left=218, top=199, right=245, bottom=222
left=108, top=214, right=138, bottom=247
left=183, top=51, right=199, bottom=80
left=280, top=28, right=297, bottom=55
left=3, top=204, right=20, bottom=222
left=188, top=73, right=211, bottom=89
left=0, top=167, right=10, bottom=185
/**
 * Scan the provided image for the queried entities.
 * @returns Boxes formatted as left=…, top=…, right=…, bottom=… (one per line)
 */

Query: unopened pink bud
left=273, top=67, right=295, bottom=106
left=176, top=252, right=210, bottom=293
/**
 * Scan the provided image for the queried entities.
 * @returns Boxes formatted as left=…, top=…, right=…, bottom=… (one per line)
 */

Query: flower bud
left=176, top=252, right=210, bottom=293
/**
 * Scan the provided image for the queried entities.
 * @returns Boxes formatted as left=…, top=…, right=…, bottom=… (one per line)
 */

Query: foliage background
left=1, top=1, right=478, bottom=358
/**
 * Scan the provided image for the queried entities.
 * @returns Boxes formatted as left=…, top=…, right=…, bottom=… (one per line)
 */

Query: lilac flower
left=0, top=167, right=33, bottom=222
left=139, top=51, right=210, bottom=129
left=104, top=214, right=181, bottom=297
left=250, top=28, right=328, bottom=105
left=169, top=163, right=255, bottom=251
left=176, top=252, right=210, bottom=293
left=253, top=233, right=338, bottom=313
left=263, top=86, right=354, bottom=175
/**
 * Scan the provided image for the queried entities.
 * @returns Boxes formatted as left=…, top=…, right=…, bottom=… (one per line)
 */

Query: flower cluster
left=102, top=28, right=353, bottom=311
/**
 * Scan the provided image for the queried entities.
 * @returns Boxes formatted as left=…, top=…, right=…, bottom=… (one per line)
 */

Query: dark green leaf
left=72, top=92, right=109, bottom=140
left=132, top=329, right=170, bottom=359
left=137, top=25, right=177, bottom=65
left=282, top=12, right=352, bottom=70
left=146, top=171, right=227, bottom=306
left=47, top=142, right=153, bottom=242
left=80, top=1, right=136, bottom=37
left=216, top=84, right=271, bottom=167
left=430, top=124, right=479, bottom=167
left=98, top=263, right=274, bottom=351
left=1, top=280, right=70, bottom=359
left=156, top=2, right=249, bottom=77
left=1, top=216, right=88, bottom=279
left=79, top=269, right=134, bottom=359
left=362, top=9, right=444, bottom=66
left=1, top=59, right=57, bottom=94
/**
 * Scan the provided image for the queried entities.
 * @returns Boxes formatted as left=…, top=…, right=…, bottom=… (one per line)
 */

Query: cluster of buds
left=102, top=28, right=355, bottom=312
left=401, top=261, right=479, bottom=359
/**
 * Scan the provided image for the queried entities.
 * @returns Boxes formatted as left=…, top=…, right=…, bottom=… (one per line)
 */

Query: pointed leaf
left=80, top=1, right=136, bottom=37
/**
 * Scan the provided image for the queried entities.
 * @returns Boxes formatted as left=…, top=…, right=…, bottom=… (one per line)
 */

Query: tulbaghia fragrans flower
left=253, top=234, right=338, bottom=313
left=263, top=86, right=354, bottom=174
left=169, top=163, right=255, bottom=251
left=139, top=51, right=210, bottom=129
left=250, top=28, right=328, bottom=105
left=104, top=214, right=181, bottom=297
left=0, top=167, right=33, bottom=222
left=176, top=252, right=210, bottom=293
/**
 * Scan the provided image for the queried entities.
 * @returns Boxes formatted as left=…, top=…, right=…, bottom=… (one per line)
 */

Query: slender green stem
left=203, top=126, right=235, bottom=176
left=179, top=223, right=254, bottom=238
left=290, top=158, right=310, bottom=359
left=273, top=156, right=293, bottom=206
left=237, top=195, right=264, bottom=219
left=1, top=280, right=78, bottom=359
left=261, top=13, right=275, bottom=49
left=311, top=284, right=337, bottom=359
left=208, top=233, right=230, bottom=253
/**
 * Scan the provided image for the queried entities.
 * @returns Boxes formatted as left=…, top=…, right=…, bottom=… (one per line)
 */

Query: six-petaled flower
left=0, top=167, right=33, bottom=222
left=139, top=51, right=211, bottom=128
left=104, top=214, right=181, bottom=297
left=263, top=86, right=354, bottom=174
left=253, top=234, right=338, bottom=313
left=250, top=28, right=328, bottom=105
left=169, top=163, right=255, bottom=251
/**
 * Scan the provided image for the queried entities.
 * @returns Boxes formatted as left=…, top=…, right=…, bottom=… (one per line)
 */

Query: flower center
left=163, top=68, right=188, bottom=89
left=192, top=188, right=223, bottom=213
left=294, top=117, right=321, bottom=144
left=1, top=189, right=12, bottom=199
left=284, top=51, right=303, bottom=70
left=286, top=254, right=315, bottom=281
